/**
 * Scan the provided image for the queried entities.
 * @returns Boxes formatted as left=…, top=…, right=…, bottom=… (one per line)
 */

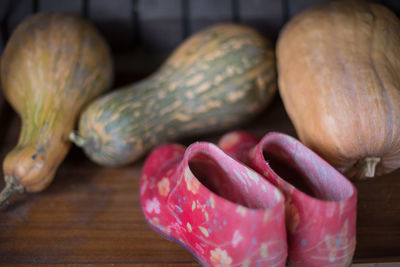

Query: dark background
left=1, top=0, right=400, bottom=76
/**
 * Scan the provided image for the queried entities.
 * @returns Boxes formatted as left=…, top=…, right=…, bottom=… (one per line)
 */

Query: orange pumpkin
left=277, top=0, right=400, bottom=179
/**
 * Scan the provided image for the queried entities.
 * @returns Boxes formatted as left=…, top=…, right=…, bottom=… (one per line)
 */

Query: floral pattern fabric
left=219, top=131, right=357, bottom=267
left=140, top=142, right=287, bottom=267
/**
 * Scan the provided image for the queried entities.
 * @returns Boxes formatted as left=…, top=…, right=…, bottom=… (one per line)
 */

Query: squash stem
left=69, top=131, right=85, bottom=147
left=0, top=176, right=24, bottom=206
left=361, top=157, right=381, bottom=178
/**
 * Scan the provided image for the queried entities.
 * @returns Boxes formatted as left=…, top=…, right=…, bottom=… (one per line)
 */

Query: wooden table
left=0, top=96, right=399, bottom=265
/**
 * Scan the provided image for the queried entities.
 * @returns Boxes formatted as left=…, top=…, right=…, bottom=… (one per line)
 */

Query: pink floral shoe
left=219, top=131, right=357, bottom=267
left=140, top=142, right=287, bottom=267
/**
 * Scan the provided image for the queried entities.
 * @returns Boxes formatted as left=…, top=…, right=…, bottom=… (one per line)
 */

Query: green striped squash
left=71, top=23, right=276, bottom=166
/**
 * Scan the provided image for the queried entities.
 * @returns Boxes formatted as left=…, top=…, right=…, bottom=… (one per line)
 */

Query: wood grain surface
left=0, top=97, right=399, bottom=265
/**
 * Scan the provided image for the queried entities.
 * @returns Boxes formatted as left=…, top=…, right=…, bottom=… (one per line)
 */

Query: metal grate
left=0, top=0, right=400, bottom=67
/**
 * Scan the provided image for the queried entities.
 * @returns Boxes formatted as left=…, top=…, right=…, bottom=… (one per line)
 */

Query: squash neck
left=16, top=114, right=72, bottom=149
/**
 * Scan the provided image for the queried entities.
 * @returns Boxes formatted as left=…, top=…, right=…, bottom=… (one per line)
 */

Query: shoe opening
left=262, top=140, right=354, bottom=201
left=189, top=150, right=280, bottom=210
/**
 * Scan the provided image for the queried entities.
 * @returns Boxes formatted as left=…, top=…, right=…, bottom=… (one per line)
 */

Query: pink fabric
left=140, top=142, right=287, bottom=267
left=219, top=131, right=357, bottom=267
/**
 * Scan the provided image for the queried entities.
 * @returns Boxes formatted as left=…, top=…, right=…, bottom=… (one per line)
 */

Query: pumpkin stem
left=361, top=157, right=381, bottom=178
left=69, top=131, right=86, bottom=147
left=0, top=175, right=24, bottom=206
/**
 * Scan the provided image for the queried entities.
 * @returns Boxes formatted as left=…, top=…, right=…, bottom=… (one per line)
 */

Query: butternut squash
left=0, top=13, right=113, bottom=205
left=70, top=24, right=276, bottom=166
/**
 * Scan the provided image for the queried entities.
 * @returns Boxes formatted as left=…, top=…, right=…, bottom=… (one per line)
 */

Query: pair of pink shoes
left=140, top=131, right=357, bottom=267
